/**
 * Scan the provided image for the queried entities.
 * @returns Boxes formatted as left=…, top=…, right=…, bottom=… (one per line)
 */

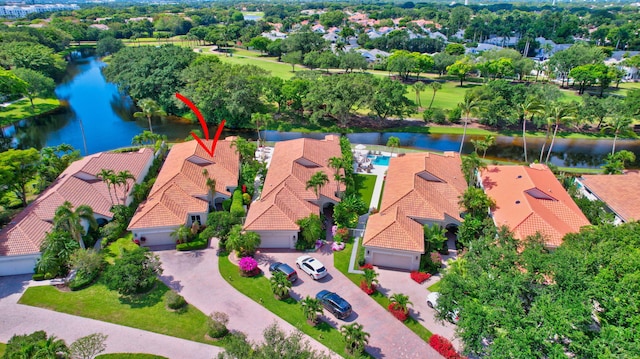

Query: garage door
left=371, top=252, right=412, bottom=270
left=259, top=232, right=292, bottom=249
left=140, top=231, right=174, bottom=246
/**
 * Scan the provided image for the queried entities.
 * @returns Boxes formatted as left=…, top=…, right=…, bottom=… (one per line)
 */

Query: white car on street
left=427, top=292, right=460, bottom=323
left=295, top=255, right=328, bottom=280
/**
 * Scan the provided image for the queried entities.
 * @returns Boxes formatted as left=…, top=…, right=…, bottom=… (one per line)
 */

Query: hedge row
left=230, top=190, right=245, bottom=218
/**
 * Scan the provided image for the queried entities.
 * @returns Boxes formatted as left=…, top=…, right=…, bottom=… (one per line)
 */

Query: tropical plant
left=424, top=224, right=448, bottom=254
left=207, top=311, right=230, bottom=339
left=428, top=81, right=442, bottom=109
left=327, top=156, right=345, bottom=196
left=413, top=81, right=426, bottom=107
left=231, top=136, right=258, bottom=165
left=296, top=213, right=323, bottom=250
left=517, top=97, right=543, bottom=163
left=133, top=98, right=165, bottom=133
left=104, top=246, right=163, bottom=296
left=115, top=170, right=135, bottom=204
left=340, top=322, right=370, bottom=355
left=544, top=102, right=576, bottom=163
left=37, top=230, right=80, bottom=277
left=269, top=271, right=292, bottom=300
left=226, top=225, right=261, bottom=256
left=362, top=266, right=379, bottom=292
left=53, top=201, right=98, bottom=249
left=300, top=296, right=323, bottom=325
left=97, top=169, right=116, bottom=204
left=601, top=116, right=635, bottom=155
left=602, top=150, right=636, bottom=174
left=171, top=224, right=192, bottom=244
left=461, top=152, right=485, bottom=186
left=386, top=136, right=400, bottom=156
left=389, top=293, right=413, bottom=314
left=470, top=135, right=495, bottom=159
left=458, top=93, right=480, bottom=154
left=305, top=171, right=329, bottom=198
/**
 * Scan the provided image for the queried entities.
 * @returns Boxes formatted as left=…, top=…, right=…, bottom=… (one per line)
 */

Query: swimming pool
left=367, top=155, right=391, bottom=166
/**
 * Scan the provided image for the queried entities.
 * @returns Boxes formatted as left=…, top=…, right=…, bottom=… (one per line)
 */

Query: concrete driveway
left=254, top=246, right=440, bottom=359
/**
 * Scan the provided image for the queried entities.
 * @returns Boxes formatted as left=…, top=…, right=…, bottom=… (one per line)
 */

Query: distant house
left=466, top=43, right=503, bottom=55
left=244, top=135, right=344, bottom=249
left=356, top=48, right=390, bottom=63
left=0, top=149, right=154, bottom=276
left=128, top=139, right=239, bottom=247
left=261, top=30, right=287, bottom=41
left=479, top=164, right=590, bottom=248
left=484, top=36, right=518, bottom=47
left=576, top=171, right=640, bottom=224
left=363, top=152, right=466, bottom=271
left=427, top=31, right=447, bottom=42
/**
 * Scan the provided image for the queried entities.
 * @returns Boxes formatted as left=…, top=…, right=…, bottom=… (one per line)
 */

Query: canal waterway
left=3, top=56, right=639, bottom=169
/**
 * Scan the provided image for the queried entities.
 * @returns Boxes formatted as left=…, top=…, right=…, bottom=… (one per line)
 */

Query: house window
left=190, top=215, right=201, bottom=225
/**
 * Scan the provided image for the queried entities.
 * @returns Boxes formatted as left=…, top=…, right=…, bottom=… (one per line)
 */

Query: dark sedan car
left=269, top=262, right=298, bottom=282
left=316, top=290, right=352, bottom=320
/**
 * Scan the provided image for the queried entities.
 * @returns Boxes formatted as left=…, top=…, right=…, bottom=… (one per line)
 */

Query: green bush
left=207, top=312, right=229, bottom=339
left=176, top=236, right=209, bottom=251
left=423, top=108, right=447, bottom=124
left=222, top=199, right=232, bottom=212
left=242, top=193, right=251, bottom=205
left=165, top=291, right=187, bottom=310
left=448, top=106, right=462, bottom=123
left=69, top=271, right=99, bottom=291
left=32, top=273, right=45, bottom=281
left=230, top=190, right=245, bottom=218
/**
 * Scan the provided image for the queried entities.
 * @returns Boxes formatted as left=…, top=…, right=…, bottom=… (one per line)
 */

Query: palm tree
left=386, top=136, right=400, bottom=156
left=412, top=81, right=426, bottom=108
left=97, top=169, right=116, bottom=204
left=115, top=170, right=135, bottom=204
left=601, top=117, right=634, bottom=155
left=300, top=296, right=323, bottom=325
left=470, top=135, right=495, bottom=159
left=389, top=293, right=413, bottom=314
left=328, top=156, right=344, bottom=196
left=362, top=267, right=379, bottom=290
left=35, top=335, right=69, bottom=358
left=340, top=322, right=370, bottom=355
left=133, top=98, right=165, bottom=134
left=171, top=224, right=192, bottom=244
left=53, top=201, right=98, bottom=249
left=269, top=271, right=292, bottom=300
left=517, top=97, right=543, bottom=163
left=306, top=171, right=329, bottom=198
left=428, top=81, right=442, bottom=109
left=545, top=103, right=576, bottom=163
left=458, top=93, right=480, bottom=154
left=231, top=137, right=257, bottom=164
left=461, top=152, right=485, bottom=186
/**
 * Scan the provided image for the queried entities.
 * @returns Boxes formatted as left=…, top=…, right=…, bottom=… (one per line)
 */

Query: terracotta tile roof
left=379, top=152, right=467, bottom=222
left=480, top=164, right=590, bottom=247
left=362, top=207, right=424, bottom=252
left=363, top=152, right=466, bottom=252
left=579, top=171, right=640, bottom=222
left=0, top=149, right=154, bottom=256
left=244, top=135, right=344, bottom=231
left=128, top=139, right=239, bottom=230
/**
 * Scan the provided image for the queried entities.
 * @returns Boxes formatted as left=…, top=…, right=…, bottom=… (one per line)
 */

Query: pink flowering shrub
left=239, top=257, right=258, bottom=273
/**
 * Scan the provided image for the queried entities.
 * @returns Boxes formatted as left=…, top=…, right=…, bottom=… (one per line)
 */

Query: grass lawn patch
left=18, top=280, right=213, bottom=345
left=334, top=243, right=433, bottom=341
left=0, top=98, right=61, bottom=125
left=97, top=355, right=168, bottom=359
left=215, top=54, right=294, bottom=80
left=353, top=174, right=377, bottom=209
left=218, top=255, right=351, bottom=357
left=0, top=342, right=6, bottom=357
left=104, top=235, right=137, bottom=264
left=427, top=281, right=441, bottom=293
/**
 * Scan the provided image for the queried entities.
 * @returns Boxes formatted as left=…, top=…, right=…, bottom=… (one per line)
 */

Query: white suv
left=427, top=292, right=460, bottom=323
left=295, top=255, right=328, bottom=280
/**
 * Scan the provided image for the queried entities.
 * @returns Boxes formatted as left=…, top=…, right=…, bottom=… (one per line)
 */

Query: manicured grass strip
left=218, top=255, right=349, bottom=357
left=0, top=342, right=6, bottom=357
left=353, top=174, right=377, bottom=209
left=427, top=281, right=441, bottom=293
left=0, top=98, right=61, bottom=125
left=377, top=182, right=385, bottom=211
left=18, top=281, right=213, bottom=345
left=334, top=243, right=432, bottom=341
left=97, top=354, right=168, bottom=359
left=215, top=54, right=295, bottom=80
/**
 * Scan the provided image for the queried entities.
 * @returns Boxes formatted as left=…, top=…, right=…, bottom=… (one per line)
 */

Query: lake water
left=4, top=56, right=640, bottom=169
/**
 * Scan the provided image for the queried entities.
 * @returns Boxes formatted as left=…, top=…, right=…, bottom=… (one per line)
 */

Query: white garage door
left=0, top=254, right=38, bottom=276
left=259, top=232, right=292, bottom=249
left=140, top=231, right=175, bottom=246
left=371, top=252, right=412, bottom=270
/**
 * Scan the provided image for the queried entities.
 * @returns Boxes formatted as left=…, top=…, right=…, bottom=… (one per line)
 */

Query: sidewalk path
left=156, top=241, right=338, bottom=358
left=0, top=275, right=221, bottom=358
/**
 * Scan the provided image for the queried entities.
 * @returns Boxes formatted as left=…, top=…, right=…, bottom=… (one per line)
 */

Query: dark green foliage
left=423, top=108, right=447, bottom=124
left=176, top=234, right=209, bottom=251
left=165, top=291, right=187, bottom=310
left=36, top=230, right=79, bottom=277
left=207, top=312, right=229, bottom=339
left=4, top=330, right=69, bottom=359
left=296, top=213, right=322, bottom=250
left=103, top=45, right=196, bottom=113
left=230, top=190, right=245, bottom=218
left=205, top=211, right=240, bottom=240
left=104, top=247, right=163, bottom=296
left=333, top=194, right=367, bottom=229
left=96, top=36, right=124, bottom=56
left=222, top=199, right=232, bottom=212
left=572, top=196, right=614, bottom=226
left=447, top=106, right=462, bottom=123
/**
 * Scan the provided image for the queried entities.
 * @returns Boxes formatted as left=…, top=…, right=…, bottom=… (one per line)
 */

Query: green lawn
left=97, top=355, right=168, bottom=359
left=427, top=281, right=441, bottom=293
left=215, top=54, right=295, bottom=80
left=334, top=243, right=432, bottom=341
left=353, top=174, right=377, bottom=209
left=104, top=235, right=138, bottom=264
left=18, top=281, right=213, bottom=345
left=0, top=343, right=6, bottom=357
left=218, top=255, right=350, bottom=357
left=0, top=98, right=61, bottom=125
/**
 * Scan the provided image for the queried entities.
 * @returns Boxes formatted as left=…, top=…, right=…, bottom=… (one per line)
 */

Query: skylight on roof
left=417, top=171, right=443, bottom=183
left=525, top=188, right=557, bottom=201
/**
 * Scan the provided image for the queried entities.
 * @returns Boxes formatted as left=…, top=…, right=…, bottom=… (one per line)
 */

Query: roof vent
left=515, top=200, right=521, bottom=204
left=517, top=175, right=523, bottom=179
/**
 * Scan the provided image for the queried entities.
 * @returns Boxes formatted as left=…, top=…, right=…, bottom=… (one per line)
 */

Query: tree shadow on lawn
left=118, top=281, right=168, bottom=308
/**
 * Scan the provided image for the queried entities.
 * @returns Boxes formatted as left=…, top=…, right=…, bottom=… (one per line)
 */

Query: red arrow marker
left=175, top=93, right=225, bottom=158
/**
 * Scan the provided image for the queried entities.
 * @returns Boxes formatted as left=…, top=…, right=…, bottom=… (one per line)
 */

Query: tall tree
left=0, top=148, right=40, bottom=207
left=306, top=171, right=329, bottom=198
left=458, top=93, right=480, bottom=154
left=601, top=117, right=634, bottom=155
left=428, top=81, right=442, bottom=109
left=517, top=97, right=543, bottom=163
left=544, top=102, right=576, bottom=163
left=97, top=169, right=116, bottom=205
left=11, top=68, right=55, bottom=109
left=53, top=201, right=98, bottom=249
left=412, top=81, right=426, bottom=108
left=133, top=98, right=165, bottom=134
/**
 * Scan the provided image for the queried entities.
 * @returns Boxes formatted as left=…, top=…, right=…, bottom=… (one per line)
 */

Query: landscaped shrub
left=32, top=273, right=45, bottom=281
left=176, top=236, right=209, bottom=251
left=165, top=291, right=187, bottom=310
left=222, top=199, right=232, bottom=212
left=447, top=106, right=462, bottom=123
left=359, top=280, right=376, bottom=295
left=238, top=256, right=260, bottom=277
left=69, top=271, right=99, bottom=291
left=388, top=303, right=409, bottom=321
left=230, top=190, right=245, bottom=218
left=207, top=312, right=229, bottom=339
left=423, top=108, right=447, bottom=124
left=410, top=271, right=432, bottom=284
left=429, top=334, right=464, bottom=359
left=242, top=193, right=251, bottom=205
left=333, top=227, right=350, bottom=243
